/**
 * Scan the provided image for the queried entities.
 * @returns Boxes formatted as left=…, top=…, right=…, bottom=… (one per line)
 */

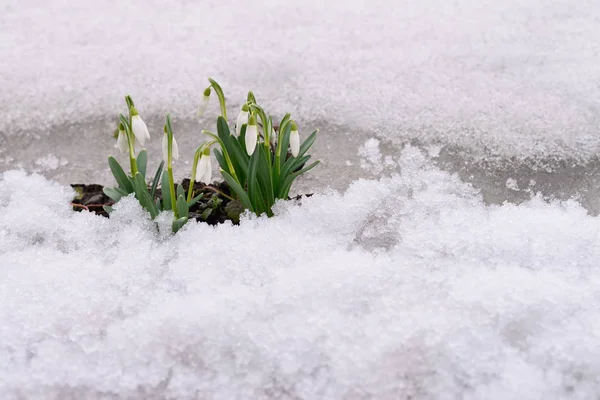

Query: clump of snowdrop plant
left=103, top=79, right=319, bottom=232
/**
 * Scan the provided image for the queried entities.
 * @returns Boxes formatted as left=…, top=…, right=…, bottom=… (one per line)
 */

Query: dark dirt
left=71, top=179, right=312, bottom=225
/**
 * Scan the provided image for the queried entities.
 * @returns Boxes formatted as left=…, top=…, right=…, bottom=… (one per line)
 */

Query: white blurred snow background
left=2, top=0, right=600, bottom=398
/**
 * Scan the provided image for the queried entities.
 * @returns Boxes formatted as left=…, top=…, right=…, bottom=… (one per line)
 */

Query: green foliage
left=104, top=80, right=320, bottom=234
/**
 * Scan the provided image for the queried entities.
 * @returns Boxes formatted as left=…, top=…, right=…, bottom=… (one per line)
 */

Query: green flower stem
left=168, top=166, right=177, bottom=217
left=203, top=185, right=235, bottom=201
left=165, top=115, right=178, bottom=217
left=249, top=104, right=271, bottom=154
left=201, top=130, right=239, bottom=183
left=119, top=114, right=138, bottom=176
left=208, top=78, right=227, bottom=122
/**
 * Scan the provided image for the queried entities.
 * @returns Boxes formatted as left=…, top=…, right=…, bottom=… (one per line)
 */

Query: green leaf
left=108, top=156, right=134, bottom=193
left=256, top=145, right=274, bottom=215
left=213, top=148, right=228, bottom=173
left=177, top=184, right=185, bottom=200
left=133, top=172, right=159, bottom=219
left=280, top=161, right=320, bottom=199
left=297, top=130, right=318, bottom=159
left=103, top=205, right=113, bottom=214
left=172, top=217, right=188, bottom=233
left=216, top=116, right=246, bottom=181
left=137, top=149, right=148, bottom=178
left=150, top=161, right=164, bottom=200
left=177, top=194, right=188, bottom=219
left=281, top=155, right=310, bottom=183
left=201, top=208, right=212, bottom=221
left=247, top=146, right=266, bottom=214
left=161, top=172, right=172, bottom=211
left=103, top=187, right=128, bottom=202
left=221, top=170, right=253, bottom=212
left=187, top=192, right=204, bottom=208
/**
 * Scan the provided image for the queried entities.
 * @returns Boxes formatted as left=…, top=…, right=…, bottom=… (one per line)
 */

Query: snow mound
left=1, top=147, right=600, bottom=399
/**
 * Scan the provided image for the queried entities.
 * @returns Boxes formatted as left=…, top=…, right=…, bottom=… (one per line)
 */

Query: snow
left=3, top=0, right=600, bottom=398
left=2, top=147, right=600, bottom=398
left=3, top=0, right=600, bottom=160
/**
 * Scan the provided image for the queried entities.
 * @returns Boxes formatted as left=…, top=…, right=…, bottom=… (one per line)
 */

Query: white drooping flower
left=289, top=121, right=300, bottom=157
left=197, top=87, right=211, bottom=118
left=195, top=148, right=212, bottom=184
left=116, top=124, right=128, bottom=154
left=245, top=113, right=258, bottom=156
left=162, top=131, right=179, bottom=162
left=130, top=107, right=150, bottom=145
left=235, top=104, right=249, bottom=136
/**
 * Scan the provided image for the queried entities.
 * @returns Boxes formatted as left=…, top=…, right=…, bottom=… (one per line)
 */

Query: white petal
left=236, top=111, right=248, bottom=136
left=245, top=125, right=258, bottom=156
left=197, top=95, right=209, bottom=118
left=201, top=157, right=212, bottom=184
left=290, top=130, right=300, bottom=157
left=196, top=155, right=212, bottom=184
left=162, top=133, right=168, bottom=162
left=131, top=115, right=150, bottom=145
left=116, top=130, right=129, bottom=154
left=171, top=137, right=179, bottom=160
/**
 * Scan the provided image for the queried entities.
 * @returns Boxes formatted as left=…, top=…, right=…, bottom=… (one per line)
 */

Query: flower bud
left=245, top=113, right=258, bottom=156
left=289, top=121, right=300, bottom=157
left=197, top=87, right=211, bottom=118
left=236, top=104, right=249, bottom=137
left=196, top=147, right=212, bottom=184
left=115, top=123, right=128, bottom=154
left=130, top=107, right=150, bottom=145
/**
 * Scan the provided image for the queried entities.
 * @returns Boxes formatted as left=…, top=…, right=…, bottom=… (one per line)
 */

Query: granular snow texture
left=1, top=148, right=600, bottom=399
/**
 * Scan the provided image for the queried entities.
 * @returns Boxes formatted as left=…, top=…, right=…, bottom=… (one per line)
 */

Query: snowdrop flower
left=162, top=129, right=179, bottom=162
left=289, top=121, right=300, bottom=157
left=130, top=107, right=150, bottom=145
left=197, top=87, right=211, bottom=118
left=236, top=103, right=249, bottom=136
left=245, top=113, right=258, bottom=156
left=115, top=123, right=128, bottom=154
left=196, top=148, right=212, bottom=184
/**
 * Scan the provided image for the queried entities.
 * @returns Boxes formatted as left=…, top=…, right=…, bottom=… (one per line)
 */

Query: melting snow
left=2, top=147, right=600, bottom=398
left=2, top=0, right=600, bottom=398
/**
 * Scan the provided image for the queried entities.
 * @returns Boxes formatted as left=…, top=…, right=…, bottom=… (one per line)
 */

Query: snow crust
left=2, top=147, right=600, bottom=399
left=3, top=0, right=600, bottom=158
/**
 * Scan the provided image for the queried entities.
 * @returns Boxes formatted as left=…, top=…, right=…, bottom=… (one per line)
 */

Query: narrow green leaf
left=103, top=187, right=126, bottom=202
left=133, top=172, right=159, bottom=219
left=281, top=155, right=310, bottom=182
left=177, top=194, right=188, bottom=218
left=201, top=208, right=212, bottom=220
left=280, top=161, right=320, bottom=199
left=247, top=146, right=261, bottom=212
left=137, top=150, right=148, bottom=178
left=187, top=193, right=204, bottom=208
left=172, top=217, right=188, bottom=233
left=213, top=148, right=228, bottom=173
left=297, top=130, right=318, bottom=159
left=221, top=170, right=253, bottom=212
left=150, top=161, right=164, bottom=200
left=103, top=205, right=113, bottom=214
left=161, top=172, right=172, bottom=211
left=108, top=156, right=134, bottom=193
left=176, top=184, right=185, bottom=200
left=256, top=145, right=274, bottom=213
